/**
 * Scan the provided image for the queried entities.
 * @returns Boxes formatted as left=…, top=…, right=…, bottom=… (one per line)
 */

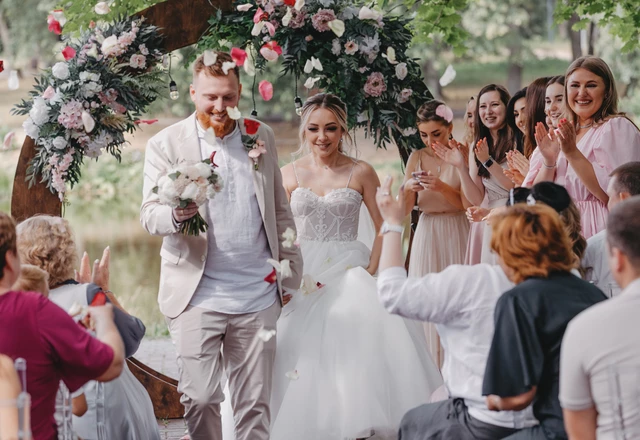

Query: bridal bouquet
left=153, top=155, right=223, bottom=236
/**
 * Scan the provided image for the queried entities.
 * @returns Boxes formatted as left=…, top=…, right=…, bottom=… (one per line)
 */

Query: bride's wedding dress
left=268, top=182, right=443, bottom=439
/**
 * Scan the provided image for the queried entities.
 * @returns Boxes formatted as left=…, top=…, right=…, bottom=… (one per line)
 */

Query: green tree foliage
left=55, top=0, right=164, bottom=33
left=555, top=0, right=640, bottom=53
left=0, top=0, right=58, bottom=63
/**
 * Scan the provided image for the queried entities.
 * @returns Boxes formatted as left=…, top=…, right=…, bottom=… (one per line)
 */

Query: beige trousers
left=167, top=301, right=281, bottom=440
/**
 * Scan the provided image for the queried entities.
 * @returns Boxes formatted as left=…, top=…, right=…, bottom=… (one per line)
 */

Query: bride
left=268, top=93, right=443, bottom=439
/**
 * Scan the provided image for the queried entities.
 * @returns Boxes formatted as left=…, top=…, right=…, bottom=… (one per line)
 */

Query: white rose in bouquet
left=52, top=62, right=70, bottom=80
left=153, top=159, right=223, bottom=236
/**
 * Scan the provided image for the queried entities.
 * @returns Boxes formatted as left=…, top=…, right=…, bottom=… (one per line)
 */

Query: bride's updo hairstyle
left=298, top=93, right=353, bottom=154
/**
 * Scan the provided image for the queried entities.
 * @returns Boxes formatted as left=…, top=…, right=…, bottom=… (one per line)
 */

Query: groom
left=140, top=51, right=302, bottom=440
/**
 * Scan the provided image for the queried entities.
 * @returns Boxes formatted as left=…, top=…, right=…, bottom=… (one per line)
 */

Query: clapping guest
left=482, top=204, right=606, bottom=440
left=582, top=162, right=640, bottom=296
left=561, top=196, right=640, bottom=439
left=505, top=87, right=528, bottom=186
left=375, top=177, right=537, bottom=440
left=16, top=215, right=160, bottom=440
left=524, top=56, right=640, bottom=238
left=544, top=76, right=565, bottom=129
left=403, top=100, right=470, bottom=367
left=0, top=211, right=124, bottom=440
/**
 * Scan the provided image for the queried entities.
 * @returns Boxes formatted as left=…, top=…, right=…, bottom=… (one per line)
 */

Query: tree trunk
left=507, top=62, right=523, bottom=94
left=421, top=58, right=442, bottom=101
left=568, top=13, right=582, bottom=60
left=588, top=21, right=598, bottom=55
left=0, top=12, right=12, bottom=59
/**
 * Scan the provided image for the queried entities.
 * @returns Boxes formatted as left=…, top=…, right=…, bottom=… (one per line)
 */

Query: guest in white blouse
left=583, top=162, right=640, bottom=296
left=374, top=176, right=537, bottom=439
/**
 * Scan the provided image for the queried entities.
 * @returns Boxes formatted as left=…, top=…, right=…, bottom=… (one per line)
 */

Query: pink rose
left=363, top=72, right=387, bottom=97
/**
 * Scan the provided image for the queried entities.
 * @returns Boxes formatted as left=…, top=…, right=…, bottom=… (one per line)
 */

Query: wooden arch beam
left=10, top=0, right=231, bottom=222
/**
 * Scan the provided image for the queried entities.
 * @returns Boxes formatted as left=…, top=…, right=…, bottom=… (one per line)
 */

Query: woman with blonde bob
left=482, top=204, right=606, bottom=440
left=16, top=215, right=159, bottom=440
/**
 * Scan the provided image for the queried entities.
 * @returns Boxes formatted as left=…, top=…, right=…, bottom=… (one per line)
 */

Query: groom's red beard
left=197, top=110, right=235, bottom=138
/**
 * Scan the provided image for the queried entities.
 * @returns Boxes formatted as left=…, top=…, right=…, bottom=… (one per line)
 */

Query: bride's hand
left=282, top=293, right=292, bottom=306
left=376, top=175, right=405, bottom=226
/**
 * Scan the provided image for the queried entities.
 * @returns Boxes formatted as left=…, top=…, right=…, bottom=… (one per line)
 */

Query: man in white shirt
left=140, top=52, right=302, bottom=440
left=561, top=196, right=640, bottom=439
left=375, top=177, right=536, bottom=439
left=583, top=162, right=640, bottom=296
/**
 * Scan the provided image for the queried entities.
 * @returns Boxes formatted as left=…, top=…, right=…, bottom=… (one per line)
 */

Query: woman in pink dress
left=524, top=56, right=640, bottom=238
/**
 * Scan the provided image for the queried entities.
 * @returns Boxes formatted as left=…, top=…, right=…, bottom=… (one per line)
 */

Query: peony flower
left=230, top=47, right=248, bottom=67
left=397, top=88, right=413, bottom=103
left=260, top=41, right=282, bottom=62
left=194, top=162, right=212, bottom=179
left=23, top=118, right=40, bottom=139
left=237, top=3, right=253, bottom=11
left=327, top=19, right=345, bottom=37
left=363, top=72, right=387, bottom=97
left=57, top=100, right=84, bottom=129
left=395, top=62, right=408, bottom=80
left=29, top=98, right=50, bottom=126
left=62, top=46, right=76, bottom=61
left=288, top=9, right=306, bottom=28
left=311, top=9, right=336, bottom=32
left=94, top=2, right=110, bottom=15
left=139, top=44, right=149, bottom=55
left=259, top=80, right=273, bottom=101
left=129, top=54, right=146, bottom=69
left=101, top=35, right=119, bottom=56
left=331, top=39, right=341, bottom=55
left=52, top=136, right=67, bottom=150
left=344, top=40, right=358, bottom=55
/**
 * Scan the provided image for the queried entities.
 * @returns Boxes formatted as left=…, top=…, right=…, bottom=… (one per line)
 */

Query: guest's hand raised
left=76, top=247, right=110, bottom=292
left=506, top=150, right=530, bottom=177
left=534, top=122, right=560, bottom=166
left=432, top=141, right=465, bottom=169
left=556, top=118, right=578, bottom=156
left=173, top=202, right=199, bottom=223
left=376, top=175, right=405, bottom=226
left=473, top=138, right=490, bottom=163
left=504, top=168, right=524, bottom=186
left=466, top=206, right=490, bottom=223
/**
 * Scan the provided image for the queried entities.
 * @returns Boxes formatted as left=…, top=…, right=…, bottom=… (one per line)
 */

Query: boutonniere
left=242, top=119, right=265, bottom=170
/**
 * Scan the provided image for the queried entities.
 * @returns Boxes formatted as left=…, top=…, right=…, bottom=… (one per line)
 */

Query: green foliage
left=555, top=0, right=640, bottom=53
left=0, top=0, right=58, bottom=61
left=55, top=0, right=165, bottom=33
left=198, top=0, right=434, bottom=156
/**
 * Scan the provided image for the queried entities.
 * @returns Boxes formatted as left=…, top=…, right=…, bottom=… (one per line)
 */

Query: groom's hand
left=173, top=203, right=199, bottom=223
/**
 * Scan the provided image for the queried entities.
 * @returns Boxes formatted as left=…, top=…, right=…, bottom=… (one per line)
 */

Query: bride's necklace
left=424, top=150, right=442, bottom=175
left=578, top=121, right=593, bottom=129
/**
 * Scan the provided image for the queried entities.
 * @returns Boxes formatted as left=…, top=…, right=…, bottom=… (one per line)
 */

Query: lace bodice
left=290, top=187, right=362, bottom=242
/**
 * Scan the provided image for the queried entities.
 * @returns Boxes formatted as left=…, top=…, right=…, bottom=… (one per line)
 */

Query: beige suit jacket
left=140, top=113, right=302, bottom=318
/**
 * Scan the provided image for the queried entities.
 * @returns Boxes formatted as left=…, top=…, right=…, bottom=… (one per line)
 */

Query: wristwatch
left=483, top=157, right=494, bottom=168
left=380, top=221, right=404, bottom=235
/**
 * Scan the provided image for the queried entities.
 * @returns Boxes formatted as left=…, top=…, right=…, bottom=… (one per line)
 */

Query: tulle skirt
left=408, top=212, right=469, bottom=369
left=269, top=239, right=443, bottom=439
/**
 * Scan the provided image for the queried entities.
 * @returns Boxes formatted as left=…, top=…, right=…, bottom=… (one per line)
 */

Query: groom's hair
left=192, top=51, right=240, bottom=84
left=0, top=212, right=17, bottom=282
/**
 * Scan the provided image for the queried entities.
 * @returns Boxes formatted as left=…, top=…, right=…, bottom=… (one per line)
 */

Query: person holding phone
left=402, top=100, right=471, bottom=368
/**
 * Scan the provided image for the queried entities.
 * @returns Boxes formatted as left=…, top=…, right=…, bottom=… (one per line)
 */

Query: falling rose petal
left=82, top=111, right=96, bottom=133
left=221, top=61, right=237, bottom=75
left=304, top=77, right=320, bottom=89
left=283, top=0, right=295, bottom=5
left=230, top=47, right=248, bottom=67
left=203, top=50, right=218, bottom=67
left=282, top=227, right=296, bottom=248
left=259, top=80, right=273, bottom=101
left=257, top=328, right=276, bottom=342
left=0, top=60, right=3, bottom=73
left=439, top=64, right=457, bottom=87
left=264, top=268, right=277, bottom=284
left=62, top=46, right=76, bottom=61
left=209, top=150, right=219, bottom=168
left=94, top=1, right=110, bottom=15
left=134, top=119, right=159, bottom=125
left=2, top=132, right=15, bottom=150
left=226, top=106, right=241, bottom=120
left=42, top=86, right=55, bottom=100
left=285, top=370, right=299, bottom=380
left=47, top=17, right=62, bottom=35
left=236, top=3, right=253, bottom=11
left=327, top=19, right=345, bottom=37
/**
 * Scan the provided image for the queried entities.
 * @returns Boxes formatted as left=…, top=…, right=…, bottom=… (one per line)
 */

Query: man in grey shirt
left=560, top=196, right=640, bottom=439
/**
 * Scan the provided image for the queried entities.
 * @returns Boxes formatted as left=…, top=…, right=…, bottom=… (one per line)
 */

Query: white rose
left=101, top=35, right=119, bottom=55
left=29, top=98, right=50, bottom=126
left=52, top=136, right=67, bottom=150
left=52, top=62, right=70, bottom=80
left=395, top=62, right=408, bottom=80
left=181, top=182, right=200, bottom=201
left=194, top=162, right=212, bottom=179
left=94, top=1, right=110, bottom=15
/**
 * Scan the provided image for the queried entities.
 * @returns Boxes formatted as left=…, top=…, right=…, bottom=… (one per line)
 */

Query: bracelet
left=102, top=290, right=112, bottom=294
left=543, top=161, right=557, bottom=169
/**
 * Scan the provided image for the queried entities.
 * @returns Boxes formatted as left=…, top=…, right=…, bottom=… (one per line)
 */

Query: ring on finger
left=381, top=191, right=390, bottom=196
